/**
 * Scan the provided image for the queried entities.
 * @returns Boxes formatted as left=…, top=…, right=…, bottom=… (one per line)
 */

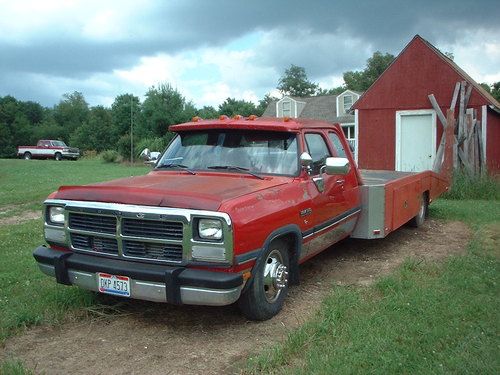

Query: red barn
left=353, top=35, right=500, bottom=174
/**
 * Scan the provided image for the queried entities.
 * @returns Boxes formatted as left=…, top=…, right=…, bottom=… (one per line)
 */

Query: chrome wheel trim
left=263, top=249, right=288, bottom=303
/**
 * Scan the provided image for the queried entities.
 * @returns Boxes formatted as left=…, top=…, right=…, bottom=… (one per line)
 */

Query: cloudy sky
left=1, top=0, right=499, bottom=108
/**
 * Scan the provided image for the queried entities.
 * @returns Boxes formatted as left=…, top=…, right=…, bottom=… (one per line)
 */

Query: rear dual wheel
left=238, top=241, right=290, bottom=321
left=410, top=193, right=428, bottom=227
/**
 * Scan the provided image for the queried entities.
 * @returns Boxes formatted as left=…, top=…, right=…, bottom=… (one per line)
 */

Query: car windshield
left=156, top=130, right=299, bottom=176
left=52, top=141, right=66, bottom=147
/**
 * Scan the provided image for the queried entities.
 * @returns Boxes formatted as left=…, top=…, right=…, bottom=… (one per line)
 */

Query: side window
left=328, top=132, right=347, bottom=158
left=305, top=133, right=331, bottom=175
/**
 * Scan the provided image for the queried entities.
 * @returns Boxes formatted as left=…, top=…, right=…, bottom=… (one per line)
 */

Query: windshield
left=52, top=141, right=67, bottom=147
left=157, top=130, right=299, bottom=176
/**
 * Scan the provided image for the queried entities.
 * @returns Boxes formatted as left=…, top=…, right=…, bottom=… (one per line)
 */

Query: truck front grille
left=122, top=218, right=183, bottom=240
left=67, top=212, right=184, bottom=264
left=69, top=213, right=116, bottom=234
left=71, top=233, right=119, bottom=255
left=123, top=241, right=183, bottom=262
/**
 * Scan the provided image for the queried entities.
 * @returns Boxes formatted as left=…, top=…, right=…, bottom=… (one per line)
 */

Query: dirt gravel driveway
left=1, top=219, right=470, bottom=374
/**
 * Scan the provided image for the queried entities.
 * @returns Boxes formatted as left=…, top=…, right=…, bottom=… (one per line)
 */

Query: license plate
left=97, top=273, right=131, bottom=297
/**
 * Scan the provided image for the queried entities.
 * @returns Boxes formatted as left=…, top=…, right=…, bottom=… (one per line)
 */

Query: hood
left=53, top=171, right=291, bottom=211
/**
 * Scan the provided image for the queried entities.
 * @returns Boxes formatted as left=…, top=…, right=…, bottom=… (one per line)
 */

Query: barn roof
left=353, top=35, right=500, bottom=110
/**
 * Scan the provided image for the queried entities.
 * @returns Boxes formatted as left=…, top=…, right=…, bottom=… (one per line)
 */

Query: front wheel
left=23, top=152, right=32, bottom=160
left=54, top=152, right=62, bottom=161
left=238, top=240, right=290, bottom=321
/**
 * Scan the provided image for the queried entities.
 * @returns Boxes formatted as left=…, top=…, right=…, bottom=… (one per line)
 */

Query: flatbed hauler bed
left=352, top=170, right=449, bottom=239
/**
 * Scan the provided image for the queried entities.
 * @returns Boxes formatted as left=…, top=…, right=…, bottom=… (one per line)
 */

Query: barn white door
left=395, top=110, right=436, bottom=172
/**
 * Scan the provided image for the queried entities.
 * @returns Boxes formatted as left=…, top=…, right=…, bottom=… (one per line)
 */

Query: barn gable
left=353, top=34, right=500, bottom=173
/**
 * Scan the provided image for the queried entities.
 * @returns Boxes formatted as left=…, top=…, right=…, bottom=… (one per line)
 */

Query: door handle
left=335, top=179, right=345, bottom=185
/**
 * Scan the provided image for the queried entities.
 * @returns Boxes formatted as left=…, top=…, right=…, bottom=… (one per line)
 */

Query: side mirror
left=300, top=152, right=313, bottom=168
left=325, top=157, right=350, bottom=175
left=139, top=148, right=151, bottom=161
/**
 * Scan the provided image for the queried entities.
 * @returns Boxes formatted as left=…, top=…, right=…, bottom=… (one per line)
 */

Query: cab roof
left=170, top=116, right=341, bottom=133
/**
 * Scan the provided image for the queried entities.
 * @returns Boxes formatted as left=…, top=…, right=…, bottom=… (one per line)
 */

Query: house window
left=343, top=95, right=353, bottom=113
left=342, top=125, right=355, bottom=151
left=282, top=101, right=291, bottom=117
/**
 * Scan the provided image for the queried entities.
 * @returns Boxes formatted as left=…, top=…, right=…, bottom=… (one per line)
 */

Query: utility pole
left=130, top=96, right=133, bottom=165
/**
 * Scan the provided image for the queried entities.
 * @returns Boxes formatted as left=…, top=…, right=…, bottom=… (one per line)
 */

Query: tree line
left=0, top=84, right=269, bottom=159
left=1, top=51, right=498, bottom=159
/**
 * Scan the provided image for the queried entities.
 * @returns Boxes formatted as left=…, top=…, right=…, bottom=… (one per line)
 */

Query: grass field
left=246, top=199, right=500, bottom=374
left=0, top=158, right=498, bottom=374
left=0, top=158, right=149, bottom=341
left=0, top=158, right=149, bottom=215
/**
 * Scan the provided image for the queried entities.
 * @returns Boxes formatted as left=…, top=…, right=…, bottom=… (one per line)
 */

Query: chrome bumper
left=38, top=263, right=242, bottom=306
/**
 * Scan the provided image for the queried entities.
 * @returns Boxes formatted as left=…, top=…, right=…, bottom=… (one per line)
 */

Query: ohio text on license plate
left=97, top=273, right=131, bottom=297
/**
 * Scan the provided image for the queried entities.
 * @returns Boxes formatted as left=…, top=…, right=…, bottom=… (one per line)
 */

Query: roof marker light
left=219, top=115, right=228, bottom=121
left=283, top=116, right=290, bottom=122
left=248, top=115, right=257, bottom=121
left=233, top=114, right=242, bottom=120
left=192, top=116, right=201, bottom=122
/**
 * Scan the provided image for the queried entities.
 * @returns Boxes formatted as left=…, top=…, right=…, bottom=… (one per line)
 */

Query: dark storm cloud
left=0, top=0, right=498, bottom=105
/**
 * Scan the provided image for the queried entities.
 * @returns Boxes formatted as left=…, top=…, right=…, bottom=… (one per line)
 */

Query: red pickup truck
left=33, top=117, right=450, bottom=320
left=18, top=140, right=80, bottom=160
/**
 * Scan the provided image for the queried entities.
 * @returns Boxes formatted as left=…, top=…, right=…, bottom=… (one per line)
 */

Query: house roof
left=353, top=34, right=500, bottom=110
left=262, top=94, right=357, bottom=124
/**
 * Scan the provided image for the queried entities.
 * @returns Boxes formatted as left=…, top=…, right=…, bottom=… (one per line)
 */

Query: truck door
left=301, top=132, right=350, bottom=259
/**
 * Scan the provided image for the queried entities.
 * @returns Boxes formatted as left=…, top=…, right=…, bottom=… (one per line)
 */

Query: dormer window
left=282, top=100, right=291, bottom=117
left=343, top=95, right=353, bottom=113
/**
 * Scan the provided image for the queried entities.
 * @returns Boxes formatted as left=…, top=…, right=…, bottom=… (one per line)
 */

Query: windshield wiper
left=156, top=163, right=196, bottom=175
left=207, top=165, right=264, bottom=180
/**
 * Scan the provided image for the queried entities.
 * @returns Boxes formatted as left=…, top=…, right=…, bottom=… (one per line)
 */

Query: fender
left=242, top=224, right=302, bottom=294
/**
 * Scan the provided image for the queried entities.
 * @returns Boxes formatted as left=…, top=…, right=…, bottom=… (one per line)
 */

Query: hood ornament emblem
left=136, top=213, right=145, bottom=219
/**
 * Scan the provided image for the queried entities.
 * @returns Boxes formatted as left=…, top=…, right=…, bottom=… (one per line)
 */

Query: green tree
left=141, top=84, right=192, bottom=138
left=70, top=106, right=114, bottom=152
left=316, top=86, right=346, bottom=96
left=197, top=105, right=219, bottom=119
left=53, top=91, right=89, bottom=140
left=0, top=122, right=14, bottom=157
left=491, top=82, right=500, bottom=101
left=277, top=64, right=318, bottom=97
left=218, top=98, right=258, bottom=117
left=20, top=101, right=44, bottom=125
left=111, top=94, right=141, bottom=141
left=343, top=51, right=395, bottom=92
left=32, top=118, right=65, bottom=142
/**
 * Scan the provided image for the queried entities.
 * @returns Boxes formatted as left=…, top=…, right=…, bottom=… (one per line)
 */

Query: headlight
left=48, top=206, right=65, bottom=224
left=198, top=219, right=223, bottom=240
left=63, top=148, right=69, bottom=152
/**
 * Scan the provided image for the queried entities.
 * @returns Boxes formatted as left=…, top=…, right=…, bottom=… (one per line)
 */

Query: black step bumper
left=33, top=246, right=243, bottom=306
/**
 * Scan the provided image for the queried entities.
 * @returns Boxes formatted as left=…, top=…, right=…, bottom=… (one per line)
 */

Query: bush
left=442, top=169, right=500, bottom=200
left=82, top=150, right=98, bottom=159
left=100, top=150, right=121, bottom=163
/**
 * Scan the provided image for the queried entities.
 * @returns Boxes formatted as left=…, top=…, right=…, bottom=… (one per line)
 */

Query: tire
left=409, top=193, right=428, bottom=228
left=23, top=152, right=32, bottom=160
left=55, top=152, right=62, bottom=161
left=238, top=240, right=290, bottom=321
